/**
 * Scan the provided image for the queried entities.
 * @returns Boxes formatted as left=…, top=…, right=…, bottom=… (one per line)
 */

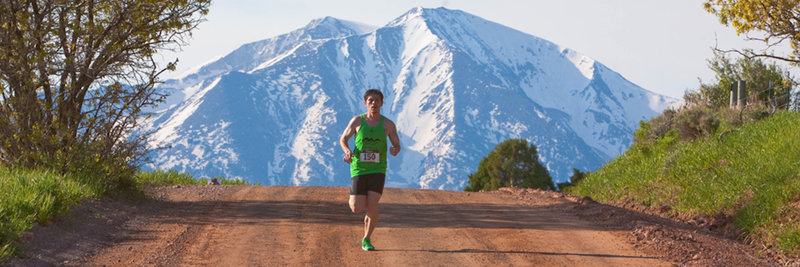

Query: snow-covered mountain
left=140, top=7, right=679, bottom=190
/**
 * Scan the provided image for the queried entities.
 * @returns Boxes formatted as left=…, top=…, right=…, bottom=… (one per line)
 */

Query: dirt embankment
left=7, top=185, right=783, bottom=266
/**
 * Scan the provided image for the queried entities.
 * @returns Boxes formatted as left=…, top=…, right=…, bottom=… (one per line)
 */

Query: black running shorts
left=350, top=173, right=386, bottom=195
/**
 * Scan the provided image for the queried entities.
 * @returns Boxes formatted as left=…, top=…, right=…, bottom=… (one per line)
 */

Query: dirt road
left=13, top=183, right=778, bottom=266
left=8, top=185, right=674, bottom=266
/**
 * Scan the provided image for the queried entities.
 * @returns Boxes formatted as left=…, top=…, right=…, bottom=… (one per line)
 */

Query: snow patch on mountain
left=152, top=77, right=221, bottom=144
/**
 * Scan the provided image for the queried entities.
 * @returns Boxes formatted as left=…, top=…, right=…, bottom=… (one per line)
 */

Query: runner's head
left=363, top=89, right=383, bottom=102
left=363, top=89, right=383, bottom=114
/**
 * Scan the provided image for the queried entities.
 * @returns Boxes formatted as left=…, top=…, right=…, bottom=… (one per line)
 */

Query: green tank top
left=351, top=114, right=387, bottom=177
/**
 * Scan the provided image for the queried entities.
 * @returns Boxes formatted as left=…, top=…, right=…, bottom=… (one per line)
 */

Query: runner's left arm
left=386, top=119, right=401, bottom=156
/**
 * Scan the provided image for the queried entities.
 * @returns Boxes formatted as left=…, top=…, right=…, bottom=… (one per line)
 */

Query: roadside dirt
left=7, top=185, right=781, bottom=266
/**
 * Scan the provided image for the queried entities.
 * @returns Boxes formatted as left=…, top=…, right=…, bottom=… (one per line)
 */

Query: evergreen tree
left=465, top=139, right=554, bottom=192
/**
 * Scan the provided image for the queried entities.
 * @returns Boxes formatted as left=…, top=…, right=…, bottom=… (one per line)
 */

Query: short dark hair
left=363, top=89, right=383, bottom=102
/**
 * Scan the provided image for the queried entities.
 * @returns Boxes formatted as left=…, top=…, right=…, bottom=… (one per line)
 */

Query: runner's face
left=364, top=95, right=382, bottom=113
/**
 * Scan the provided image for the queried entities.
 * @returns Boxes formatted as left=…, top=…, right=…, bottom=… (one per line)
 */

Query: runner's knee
left=349, top=204, right=358, bottom=213
left=351, top=204, right=364, bottom=213
left=350, top=196, right=366, bottom=213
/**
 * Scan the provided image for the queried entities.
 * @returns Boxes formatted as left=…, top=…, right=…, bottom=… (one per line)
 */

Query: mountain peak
left=387, top=6, right=463, bottom=27
left=302, top=16, right=376, bottom=39
left=387, top=6, right=424, bottom=26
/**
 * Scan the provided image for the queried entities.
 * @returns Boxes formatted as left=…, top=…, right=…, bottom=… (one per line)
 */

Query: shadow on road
left=377, top=248, right=660, bottom=260
left=149, top=198, right=599, bottom=231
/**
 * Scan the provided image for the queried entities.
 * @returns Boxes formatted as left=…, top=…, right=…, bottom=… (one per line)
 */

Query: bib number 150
left=360, top=151, right=380, bottom=163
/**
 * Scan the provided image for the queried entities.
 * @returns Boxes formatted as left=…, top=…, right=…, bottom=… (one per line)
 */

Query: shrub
left=556, top=168, right=587, bottom=192
left=635, top=109, right=677, bottom=144
left=674, top=106, right=719, bottom=141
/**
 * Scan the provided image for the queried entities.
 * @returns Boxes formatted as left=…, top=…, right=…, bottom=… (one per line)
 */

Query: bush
left=635, top=109, right=677, bottom=144
left=635, top=102, right=777, bottom=145
left=674, top=106, right=719, bottom=141
left=556, top=168, right=587, bottom=192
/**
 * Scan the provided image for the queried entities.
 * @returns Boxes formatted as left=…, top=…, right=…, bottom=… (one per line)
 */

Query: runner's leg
left=350, top=175, right=368, bottom=213
left=364, top=191, right=381, bottom=239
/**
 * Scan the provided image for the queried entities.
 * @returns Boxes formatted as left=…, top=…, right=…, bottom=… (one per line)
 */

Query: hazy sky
left=158, top=0, right=791, bottom=99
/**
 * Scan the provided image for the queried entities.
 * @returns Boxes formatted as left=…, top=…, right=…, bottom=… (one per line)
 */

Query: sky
left=157, top=0, right=793, bottom=99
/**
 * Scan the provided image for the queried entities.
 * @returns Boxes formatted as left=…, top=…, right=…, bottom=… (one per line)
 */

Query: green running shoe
left=361, top=238, right=375, bottom=251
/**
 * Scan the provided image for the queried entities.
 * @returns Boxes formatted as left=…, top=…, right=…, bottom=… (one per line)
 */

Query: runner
left=339, top=89, right=401, bottom=251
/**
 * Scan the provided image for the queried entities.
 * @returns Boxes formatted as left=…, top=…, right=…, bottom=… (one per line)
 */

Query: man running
left=339, top=89, right=401, bottom=251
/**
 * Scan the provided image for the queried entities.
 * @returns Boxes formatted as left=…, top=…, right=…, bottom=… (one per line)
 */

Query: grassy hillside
left=568, top=111, right=800, bottom=254
left=0, top=168, right=242, bottom=262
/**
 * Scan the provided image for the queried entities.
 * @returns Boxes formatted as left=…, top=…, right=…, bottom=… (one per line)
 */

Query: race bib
left=360, top=150, right=380, bottom=163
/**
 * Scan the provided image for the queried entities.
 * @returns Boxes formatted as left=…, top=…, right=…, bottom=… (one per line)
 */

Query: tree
left=688, top=50, right=793, bottom=109
left=704, top=0, right=800, bottom=64
left=464, top=139, right=554, bottom=192
left=0, top=0, right=209, bottom=183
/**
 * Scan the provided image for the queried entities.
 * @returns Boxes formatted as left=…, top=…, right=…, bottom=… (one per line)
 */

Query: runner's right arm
left=339, top=116, right=361, bottom=164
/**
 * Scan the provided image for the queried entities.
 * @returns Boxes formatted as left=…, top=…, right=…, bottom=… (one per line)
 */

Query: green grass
left=0, top=168, right=247, bottom=263
left=568, top=111, right=800, bottom=254
left=0, top=168, right=104, bottom=261
left=134, top=169, right=249, bottom=186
